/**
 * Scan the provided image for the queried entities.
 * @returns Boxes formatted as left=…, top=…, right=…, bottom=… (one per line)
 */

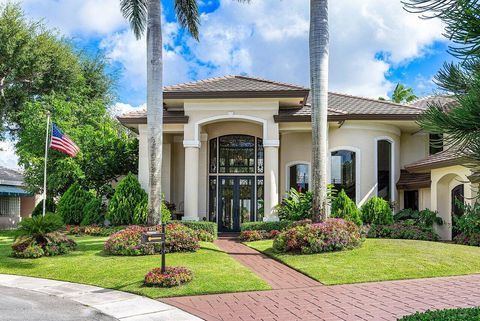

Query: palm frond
left=120, top=0, right=148, bottom=39
left=174, top=0, right=200, bottom=40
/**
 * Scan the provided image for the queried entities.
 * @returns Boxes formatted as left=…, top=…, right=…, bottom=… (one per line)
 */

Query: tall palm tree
left=391, top=83, right=417, bottom=103
left=119, top=0, right=200, bottom=225
left=310, top=0, right=329, bottom=222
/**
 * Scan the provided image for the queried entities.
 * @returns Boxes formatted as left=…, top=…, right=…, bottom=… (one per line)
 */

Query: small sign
left=142, top=231, right=165, bottom=244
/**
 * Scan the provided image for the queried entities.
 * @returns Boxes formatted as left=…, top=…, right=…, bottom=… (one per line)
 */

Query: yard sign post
left=141, top=223, right=166, bottom=273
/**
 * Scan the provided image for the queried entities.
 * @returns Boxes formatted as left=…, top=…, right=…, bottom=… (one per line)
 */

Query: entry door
left=218, top=176, right=254, bottom=232
left=451, top=184, right=464, bottom=237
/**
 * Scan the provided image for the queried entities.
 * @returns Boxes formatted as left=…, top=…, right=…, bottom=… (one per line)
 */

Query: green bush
left=367, top=223, right=439, bottom=241
left=107, top=173, right=146, bottom=225
left=31, top=197, right=56, bottom=217
left=57, top=183, right=94, bottom=225
left=454, top=202, right=480, bottom=236
left=240, top=220, right=292, bottom=232
left=394, top=208, right=443, bottom=227
left=132, top=194, right=172, bottom=225
left=15, top=213, right=64, bottom=243
left=169, top=221, right=217, bottom=239
left=81, top=198, right=103, bottom=226
left=275, top=189, right=313, bottom=221
left=398, top=307, right=480, bottom=320
left=361, top=197, right=393, bottom=225
left=331, top=190, right=362, bottom=226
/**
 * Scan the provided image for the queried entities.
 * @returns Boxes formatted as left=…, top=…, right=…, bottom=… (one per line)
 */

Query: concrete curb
left=0, top=274, right=203, bottom=321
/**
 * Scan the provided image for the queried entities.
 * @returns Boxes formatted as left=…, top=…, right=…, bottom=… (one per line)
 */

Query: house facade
left=119, top=76, right=475, bottom=239
left=0, top=166, right=38, bottom=229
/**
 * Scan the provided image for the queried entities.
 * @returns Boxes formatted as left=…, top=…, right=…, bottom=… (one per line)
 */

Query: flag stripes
left=50, top=123, right=80, bottom=157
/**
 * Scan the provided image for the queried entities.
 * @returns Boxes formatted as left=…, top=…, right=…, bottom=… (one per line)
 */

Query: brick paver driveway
left=162, top=237, right=480, bottom=321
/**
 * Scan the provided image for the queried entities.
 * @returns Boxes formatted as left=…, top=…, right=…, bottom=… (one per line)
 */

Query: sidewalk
left=0, top=274, right=201, bottom=321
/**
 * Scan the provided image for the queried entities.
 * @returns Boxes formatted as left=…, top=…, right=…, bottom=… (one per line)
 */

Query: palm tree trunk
left=310, top=0, right=329, bottom=222
left=146, top=0, right=163, bottom=226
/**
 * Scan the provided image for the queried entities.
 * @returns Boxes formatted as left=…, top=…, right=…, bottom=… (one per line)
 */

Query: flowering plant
left=144, top=266, right=193, bottom=287
left=273, top=219, right=363, bottom=254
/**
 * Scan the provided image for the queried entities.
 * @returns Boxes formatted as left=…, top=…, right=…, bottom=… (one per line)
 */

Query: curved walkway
left=162, top=237, right=480, bottom=321
left=0, top=274, right=201, bottom=321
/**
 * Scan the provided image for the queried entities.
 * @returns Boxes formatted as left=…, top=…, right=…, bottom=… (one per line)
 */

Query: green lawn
left=247, top=238, right=480, bottom=285
left=0, top=231, right=270, bottom=298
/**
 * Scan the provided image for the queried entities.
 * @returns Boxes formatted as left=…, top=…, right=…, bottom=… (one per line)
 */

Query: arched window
left=377, top=139, right=392, bottom=201
left=331, top=150, right=356, bottom=201
left=287, top=163, right=309, bottom=192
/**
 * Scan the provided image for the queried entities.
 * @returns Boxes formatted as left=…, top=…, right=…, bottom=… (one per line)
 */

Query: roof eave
left=274, top=114, right=420, bottom=123
left=163, top=90, right=310, bottom=100
left=405, top=159, right=464, bottom=172
left=117, top=116, right=189, bottom=125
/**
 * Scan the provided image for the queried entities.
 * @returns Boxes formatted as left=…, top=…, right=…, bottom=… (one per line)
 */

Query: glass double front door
left=218, top=176, right=255, bottom=232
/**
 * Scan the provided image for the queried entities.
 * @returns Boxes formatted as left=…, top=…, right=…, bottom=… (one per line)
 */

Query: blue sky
left=0, top=0, right=452, bottom=168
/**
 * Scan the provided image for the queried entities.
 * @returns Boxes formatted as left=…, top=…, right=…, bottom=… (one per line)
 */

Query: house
left=0, top=166, right=38, bottom=229
left=118, top=75, right=476, bottom=239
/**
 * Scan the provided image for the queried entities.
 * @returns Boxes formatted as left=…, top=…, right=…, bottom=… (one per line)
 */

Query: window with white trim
left=377, top=139, right=392, bottom=201
left=331, top=150, right=356, bottom=200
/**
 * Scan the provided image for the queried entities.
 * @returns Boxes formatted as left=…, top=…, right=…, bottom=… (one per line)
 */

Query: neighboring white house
left=119, top=75, right=476, bottom=239
left=0, top=166, right=38, bottom=229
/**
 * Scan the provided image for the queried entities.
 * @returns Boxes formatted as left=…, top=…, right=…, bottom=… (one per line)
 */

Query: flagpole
left=42, top=112, right=51, bottom=217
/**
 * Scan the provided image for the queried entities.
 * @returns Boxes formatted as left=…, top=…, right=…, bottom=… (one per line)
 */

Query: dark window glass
left=404, top=190, right=419, bottom=211
left=377, top=140, right=392, bottom=201
left=429, top=133, right=443, bottom=155
left=208, top=177, right=217, bottom=222
left=289, top=164, right=309, bottom=192
left=209, top=138, right=218, bottom=173
left=256, top=177, right=264, bottom=222
left=331, top=150, right=356, bottom=200
left=218, top=135, right=256, bottom=173
left=257, top=138, right=264, bottom=173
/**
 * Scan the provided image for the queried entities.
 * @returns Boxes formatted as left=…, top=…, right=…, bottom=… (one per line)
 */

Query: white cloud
left=111, top=102, right=145, bottom=117
left=186, top=0, right=445, bottom=98
left=0, top=141, right=19, bottom=170
left=3, top=0, right=126, bottom=35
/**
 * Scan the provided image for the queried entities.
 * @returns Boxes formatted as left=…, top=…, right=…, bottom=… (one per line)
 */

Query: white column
left=198, top=133, right=208, bottom=220
left=183, top=141, right=200, bottom=221
left=263, top=143, right=280, bottom=221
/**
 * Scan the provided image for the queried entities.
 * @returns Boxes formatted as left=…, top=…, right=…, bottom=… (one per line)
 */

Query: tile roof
left=409, top=95, right=457, bottom=110
left=396, top=170, right=431, bottom=190
left=404, top=149, right=464, bottom=172
left=117, top=109, right=188, bottom=124
left=0, top=166, right=24, bottom=186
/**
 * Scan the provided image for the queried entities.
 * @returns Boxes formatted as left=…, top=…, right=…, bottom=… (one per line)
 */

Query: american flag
left=50, top=123, right=80, bottom=157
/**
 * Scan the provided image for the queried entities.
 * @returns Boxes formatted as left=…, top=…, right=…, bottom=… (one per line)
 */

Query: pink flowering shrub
left=240, top=230, right=267, bottom=241
left=273, top=218, right=363, bottom=254
left=144, top=266, right=193, bottom=287
left=104, top=224, right=199, bottom=256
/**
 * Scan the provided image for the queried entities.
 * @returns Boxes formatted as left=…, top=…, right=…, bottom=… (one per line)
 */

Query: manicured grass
left=0, top=231, right=270, bottom=298
left=246, top=238, right=480, bottom=285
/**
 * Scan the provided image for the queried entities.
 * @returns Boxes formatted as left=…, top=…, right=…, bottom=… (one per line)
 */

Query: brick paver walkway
left=163, top=274, right=480, bottom=321
left=213, top=236, right=320, bottom=289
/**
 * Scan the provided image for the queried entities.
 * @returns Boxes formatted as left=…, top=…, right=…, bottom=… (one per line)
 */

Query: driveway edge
left=0, top=274, right=202, bottom=321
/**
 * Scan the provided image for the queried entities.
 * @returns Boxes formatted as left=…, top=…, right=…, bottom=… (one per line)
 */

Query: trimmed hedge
left=397, top=307, right=480, bottom=320
left=240, top=221, right=292, bottom=232
left=367, top=223, right=439, bottom=241
left=170, top=221, right=217, bottom=239
left=331, top=189, right=362, bottom=226
left=361, top=196, right=394, bottom=225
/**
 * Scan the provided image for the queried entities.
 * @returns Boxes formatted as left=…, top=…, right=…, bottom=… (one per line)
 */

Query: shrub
left=104, top=224, right=200, bottom=256
left=454, top=232, right=480, bottom=246
left=170, top=221, right=217, bottom=239
left=12, top=242, right=44, bottom=258
left=144, top=267, right=193, bottom=288
left=240, top=220, right=292, bottom=232
left=15, top=213, right=64, bottom=243
left=454, top=202, right=480, bottom=236
left=12, top=231, right=76, bottom=259
left=57, top=183, right=94, bottom=225
left=275, top=189, right=313, bottom=221
left=81, top=198, right=103, bottom=226
left=367, top=223, right=439, bottom=241
left=65, top=225, right=126, bottom=237
left=107, top=173, right=147, bottom=225
left=394, top=208, right=443, bottom=227
left=273, top=219, right=363, bottom=254
left=195, top=229, right=214, bottom=242
left=240, top=230, right=267, bottom=242
left=398, top=307, right=480, bottom=321
left=31, top=197, right=56, bottom=217
left=132, top=194, right=172, bottom=226
left=331, top=190, right=362, bottom=226
left=361, top=197, right=393, bottom=225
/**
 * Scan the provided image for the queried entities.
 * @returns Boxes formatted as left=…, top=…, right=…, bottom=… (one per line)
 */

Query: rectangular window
left=377, top=140, right=392, bottom=201
left=209, top=138, right=217, bottom=173
left=256, top=177, right=264, bottom=222
left=0, top=197, right=21, bottom=216
left=256, top=138, right=264, bottom=173
left=429, top=133, right=443, bottom=155
left=404, top=190, right=419, bottom=211
left=208, top=177, right=217, bottom=222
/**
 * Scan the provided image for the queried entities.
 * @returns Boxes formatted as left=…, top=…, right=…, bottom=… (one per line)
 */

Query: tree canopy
left=391, top=83, right=418, bottom=103
left=1, top=3, right=138, bottom=197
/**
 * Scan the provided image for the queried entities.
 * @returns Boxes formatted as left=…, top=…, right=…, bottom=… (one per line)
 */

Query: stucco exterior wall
left=400, top=133, right=428, bottom=168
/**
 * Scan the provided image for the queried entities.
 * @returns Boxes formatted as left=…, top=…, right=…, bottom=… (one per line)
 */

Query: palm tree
left=119, top=0, right=200, bottom=225
left=391, top=83, right=417, bottom=103
left=310, top=0, right=329, bottom=222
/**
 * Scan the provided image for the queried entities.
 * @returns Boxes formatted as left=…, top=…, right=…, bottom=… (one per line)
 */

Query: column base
left=182, top=216, right=200, bottom=222
left=263, top=216, right=279, bottom=222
